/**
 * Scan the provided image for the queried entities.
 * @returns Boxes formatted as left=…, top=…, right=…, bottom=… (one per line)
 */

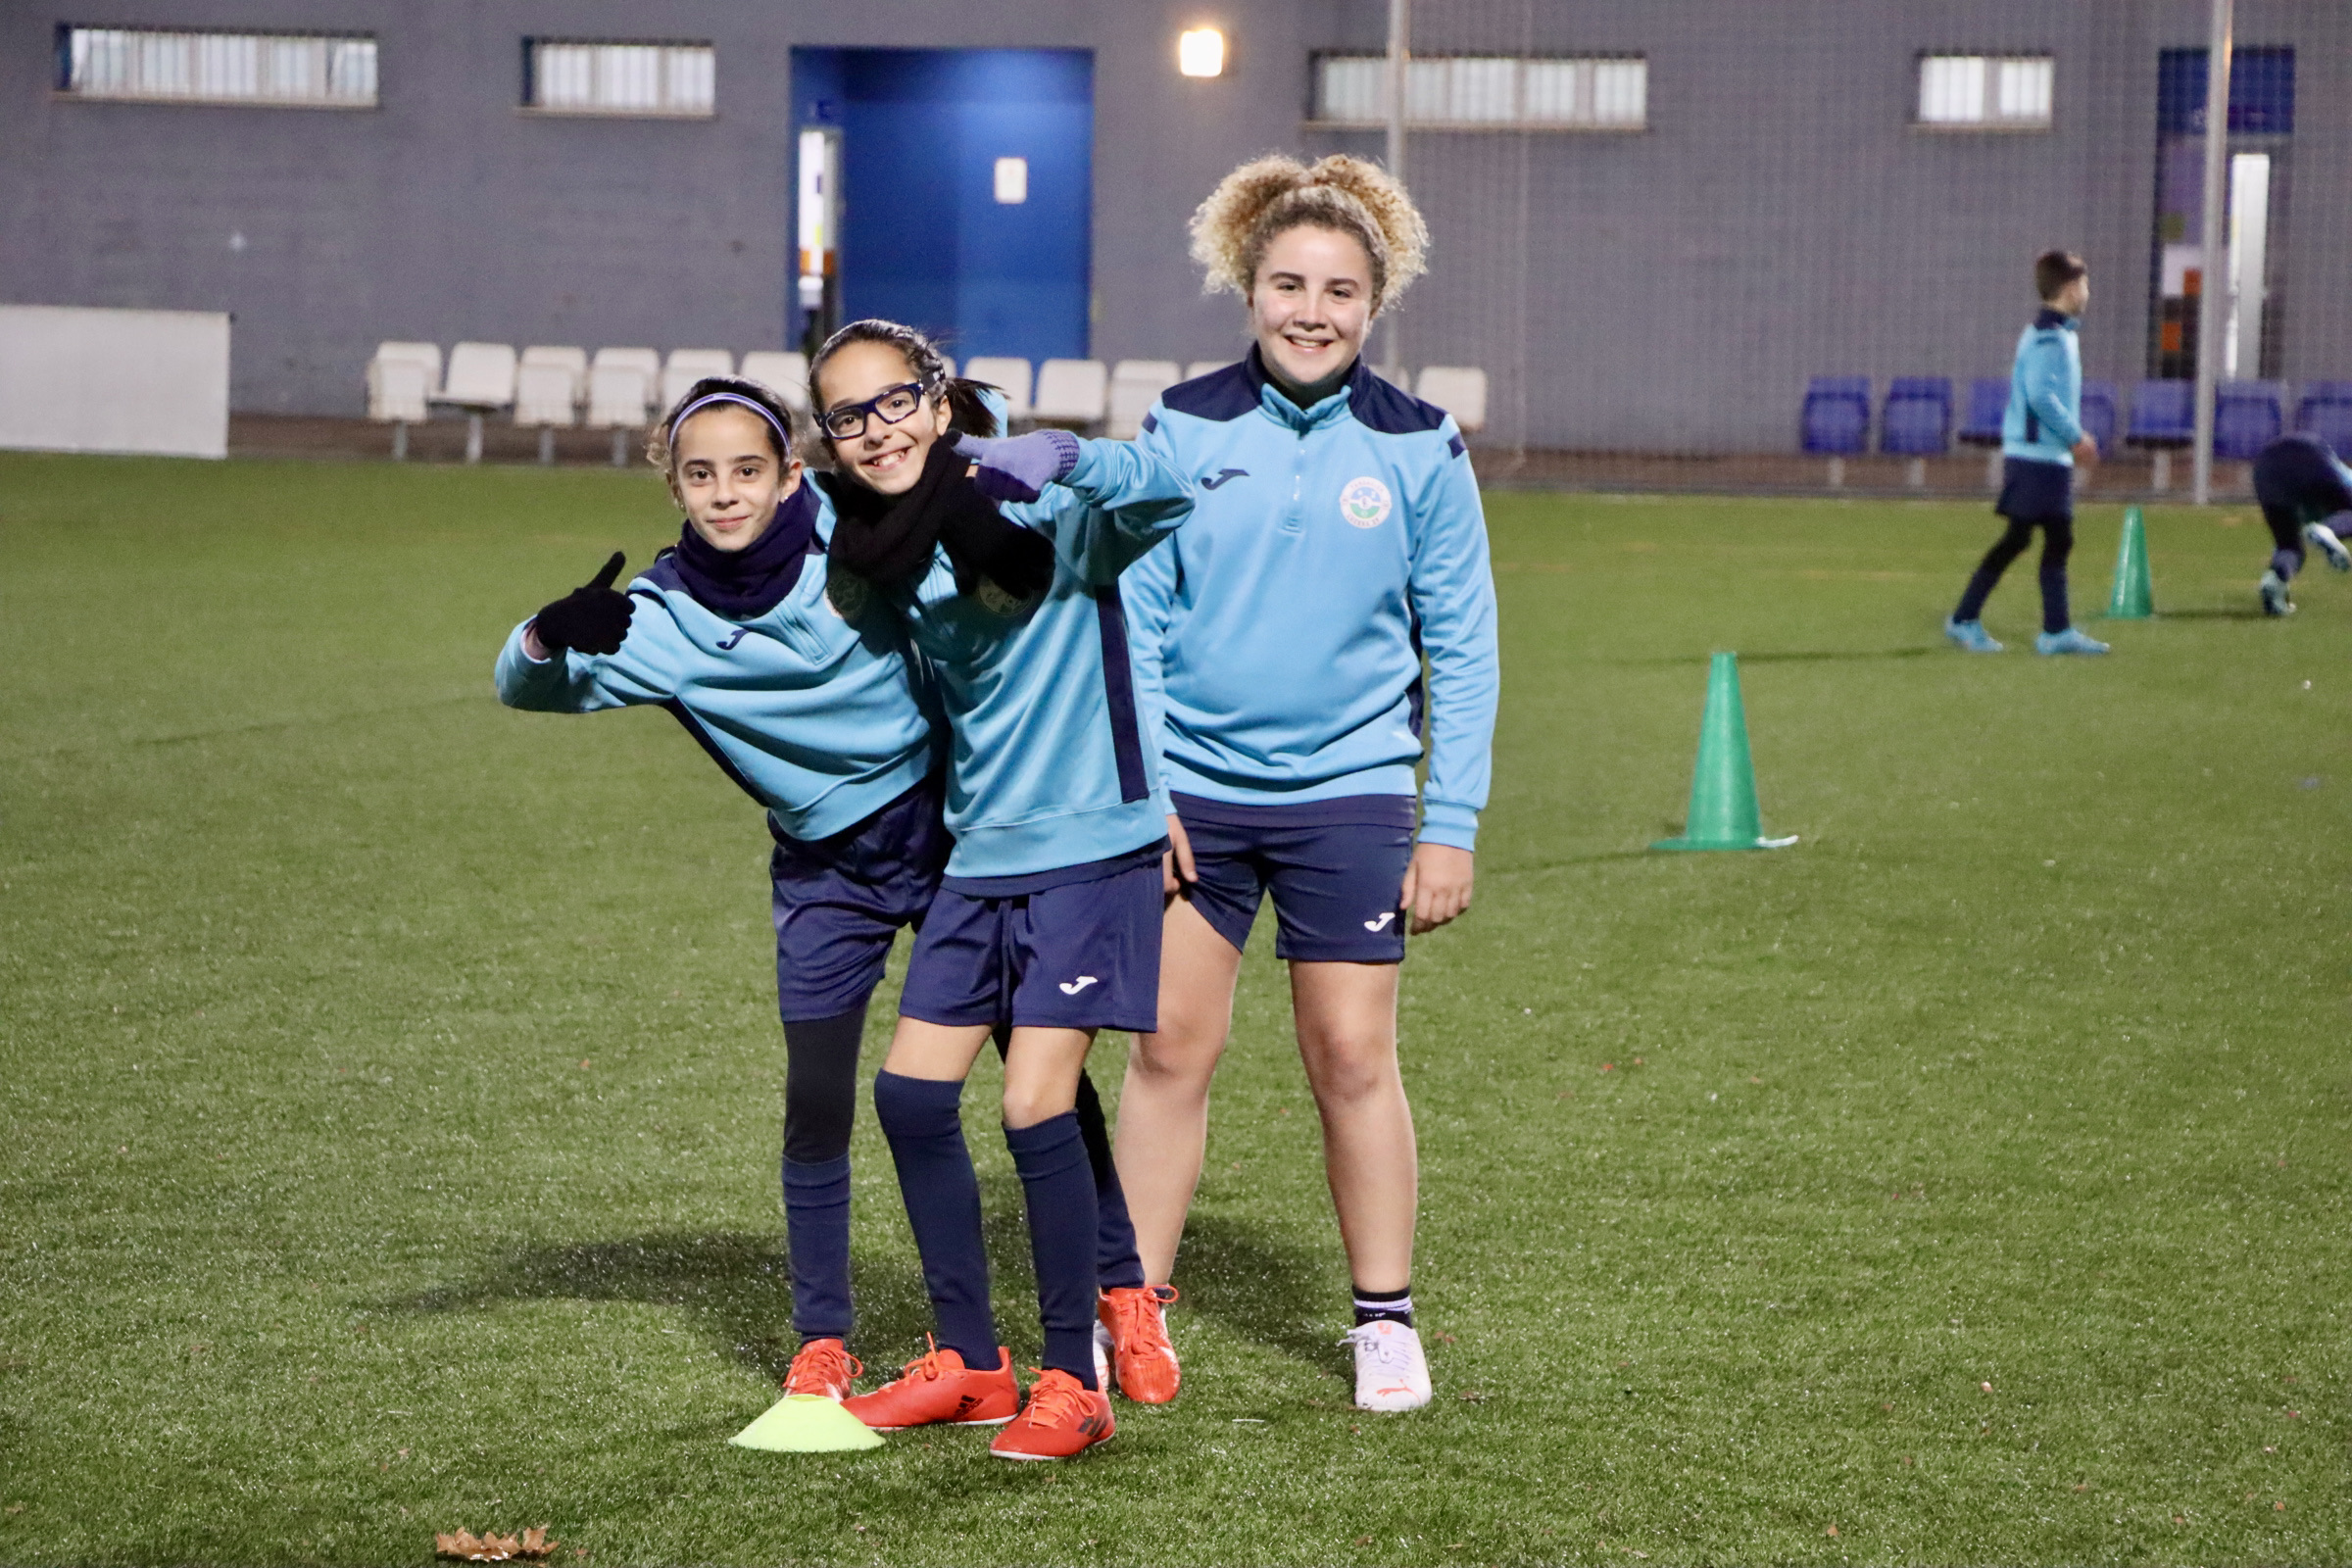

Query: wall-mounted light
left=1178, top=26, right=1226, bottom=78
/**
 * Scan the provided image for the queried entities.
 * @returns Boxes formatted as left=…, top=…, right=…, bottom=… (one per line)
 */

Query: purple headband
left=667, top=391, right=793, bottom=455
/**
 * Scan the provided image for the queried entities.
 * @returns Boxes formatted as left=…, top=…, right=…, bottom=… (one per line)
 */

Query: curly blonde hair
left=1188, top=154, right=1429, bottom=316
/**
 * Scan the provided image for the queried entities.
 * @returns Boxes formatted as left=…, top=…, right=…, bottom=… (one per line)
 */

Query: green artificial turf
left=1, top=453, right=2346, bottom=1567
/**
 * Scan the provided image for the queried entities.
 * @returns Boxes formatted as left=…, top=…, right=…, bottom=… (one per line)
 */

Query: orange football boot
left=781, top=1338, right=861, bottom=1401
left=1096, top=1284, right=1182, bottom=1403
left=843, top=1337, right=1018, bottom=1430
left=989, top=1368, right=1115, bottom=1460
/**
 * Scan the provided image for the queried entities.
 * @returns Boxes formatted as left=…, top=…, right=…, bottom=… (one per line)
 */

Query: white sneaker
left=1093, top=1319, right=1113, bottom=1393
left=1342, top=1319, right=1432, bottom=1412
left=2261, top=568, right=2296, bottom=616
left=2306, top=519, right=2352, bottom=572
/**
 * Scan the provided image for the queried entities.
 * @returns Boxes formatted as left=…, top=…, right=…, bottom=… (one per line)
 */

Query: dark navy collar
left=2034, top=308, right=2077, bottom=330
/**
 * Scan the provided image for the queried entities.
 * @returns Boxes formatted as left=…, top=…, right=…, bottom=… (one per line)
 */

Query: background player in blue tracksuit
left=2250, top=432, right=2352, bottom=615
left=1946, top=250, right=2109, bottom=656
left=806, top=320, right=1192, bottom=1461
left=491, top=376, right=1129, bottom=1413
left=1116, top=155, right=1499, bottom=1415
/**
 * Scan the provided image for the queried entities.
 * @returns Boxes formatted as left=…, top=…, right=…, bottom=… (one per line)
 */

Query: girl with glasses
left=808, top=318, right=1193, bottom=1460
left=1115, top=155, right=1499, bottom=1413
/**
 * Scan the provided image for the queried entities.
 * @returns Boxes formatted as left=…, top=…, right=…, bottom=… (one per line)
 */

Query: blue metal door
left=792, top=48, right=1094, bottom=365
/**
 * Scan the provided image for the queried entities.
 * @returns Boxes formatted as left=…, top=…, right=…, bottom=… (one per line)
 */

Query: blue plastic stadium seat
left=2080, top=380, right=2118, bottom=456
left=2292, top=380, right=2352, bottom=453
left=2214, top=380, right=2284, bottom=461
left=1800, top=376, right=1870, bottom=455
left=1880, top=377, right=1952, bottom=456
left=1956, top=377, right=2007, bottom=447
left=2126, top=380, right=2193, bottom=449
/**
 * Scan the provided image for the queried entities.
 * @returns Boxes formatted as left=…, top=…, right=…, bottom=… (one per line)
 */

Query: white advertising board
left=0, top=305, right=230, bottom=459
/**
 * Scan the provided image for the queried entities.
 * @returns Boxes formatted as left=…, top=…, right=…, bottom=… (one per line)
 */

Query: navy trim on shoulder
left=642, top=553, right=686, bottom=595
left=660, top=700, right=771, bottom=808
left=1094, top=587, right=1151, bottom=805
left=1140, top=411, right=1158, bottom=433
left=1346, top=358, right=1448, bottom=435
left=1160, top=359, right=1260, bottom=422
left=940, top=841, right=1165, bottom=898
left=1171, top=792, right=1417, bottom=831
left=1447, top=433, right=1467, bottom=459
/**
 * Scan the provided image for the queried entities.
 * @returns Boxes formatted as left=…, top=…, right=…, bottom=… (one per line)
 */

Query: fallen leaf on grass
left=2073, top=1484, right=2089, bottom=1493
left=2276, top=1502, right=2285, bottom=1512
left=436, top=1527, right=557, bottom=1562
left=1826, top=1525, right=1838, bottom=1538
left=1599, top=1062, right=1615, bottom=1072
left=2286, top=1409, right=2301, bottom=1418
left=1980, top=1382, right=1993, bottom=1393
left=1354, top=1536, right=1375, bottom=1546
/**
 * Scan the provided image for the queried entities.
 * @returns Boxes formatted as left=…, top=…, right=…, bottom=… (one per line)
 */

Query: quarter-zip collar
left=1248, top=344, right=1363, bottom=435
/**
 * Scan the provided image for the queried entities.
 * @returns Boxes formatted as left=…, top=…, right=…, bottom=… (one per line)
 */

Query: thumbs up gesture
left=531, top=552, right=635, bottom=656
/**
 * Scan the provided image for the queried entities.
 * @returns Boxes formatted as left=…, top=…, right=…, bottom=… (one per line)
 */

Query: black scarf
left=823, top=436, right=1055, bottom=600
left=669, top=482, right=820, bottom=619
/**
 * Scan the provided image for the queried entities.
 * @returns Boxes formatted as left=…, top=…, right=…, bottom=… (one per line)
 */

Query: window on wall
left=1313, top=53, right=1645, bottom=130
left=523, top=40, right=715, bottom=117
left=56, top=25, right=377, bottom=107
left=1917, top=54, right=2053, bottom=128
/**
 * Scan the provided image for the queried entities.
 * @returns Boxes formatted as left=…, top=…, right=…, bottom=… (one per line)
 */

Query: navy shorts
left=898, top=846, right=1164, bottom=1032
left=1174, top=793, right=1414, bottom=963
left=1996, top=457, right=2074, bottom=524
left=769, top=773, right=952, bottom=1022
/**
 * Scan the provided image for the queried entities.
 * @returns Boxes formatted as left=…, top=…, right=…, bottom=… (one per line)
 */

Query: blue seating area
left=2080, top=379, right=2118, bottom=456
left=2292, top=381, right=2352, bottom=452
left=1798, top=373, right=2352, bottom=489
left=1879, top=377, right=1951, bottom=456
left=1800, top=376, right=1871, bottom=455
left=1956, top=377, right=2006, bottom=447
left=2213, top=380, right=2284, bottom=461
left=2126, top=379, right=2194, bottom=449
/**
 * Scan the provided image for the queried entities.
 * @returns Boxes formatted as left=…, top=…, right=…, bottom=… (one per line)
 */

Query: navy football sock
left=1004, top=1112, right=1102, bottom=1390
left=872, top=1070, right=997, bottom=1368
left=2273, top=546, right=2304, bottom=581
left=1353, top=1282, right=1414, bottom=1328
left=1075, top=1070, right=1146, bottom=1291
left=780, top=1153, right=854, bottom=1344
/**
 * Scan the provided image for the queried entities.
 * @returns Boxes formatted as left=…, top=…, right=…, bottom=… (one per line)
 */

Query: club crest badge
left=1340, top=476, right=1392, bottom=528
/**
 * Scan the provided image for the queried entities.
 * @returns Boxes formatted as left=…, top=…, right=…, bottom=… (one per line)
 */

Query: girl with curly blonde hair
left=1112, top=154, right=1499, bottom=1413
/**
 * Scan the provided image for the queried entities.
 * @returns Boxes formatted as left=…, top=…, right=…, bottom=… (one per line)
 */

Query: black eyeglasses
left=819, top=380, right=930, bottom=441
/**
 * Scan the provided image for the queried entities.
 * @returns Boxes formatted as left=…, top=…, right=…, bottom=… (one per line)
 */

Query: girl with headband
left=806, top=318, right=1192, bottom=1461
left=1115, top=155, right=1499, bottom=1413
left=492, top=374, right=1134, bottom=1419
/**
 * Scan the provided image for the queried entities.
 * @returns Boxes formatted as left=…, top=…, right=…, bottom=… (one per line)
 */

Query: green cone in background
left=1651, top=652, right=1799, bottom=853
left=2105, top=506, right=2155, bottom=618
left=728, top=1394, right=884, bottom=1453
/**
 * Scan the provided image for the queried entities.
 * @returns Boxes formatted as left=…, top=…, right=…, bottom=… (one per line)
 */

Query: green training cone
left=2104, top=506, right=2154, bottom=618
left=1651, top=652, right=1798, bottom=853
left=727, top=1394, right=884, bottom=1453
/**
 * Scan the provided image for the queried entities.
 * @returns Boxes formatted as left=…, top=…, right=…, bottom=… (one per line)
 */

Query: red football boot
left=781, top=1338, right=861, bottom=1401
left=989, top=1368, right=1115, bottom=1460
left=1096, top=1284, right=1182, bottom=1403
left=843, top=1337, right=1018, bottom=1430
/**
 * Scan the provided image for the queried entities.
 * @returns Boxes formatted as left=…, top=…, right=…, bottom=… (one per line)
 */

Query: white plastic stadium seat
left=1183, top=360, right=1229, bottom=382
left=367, top=354, right=433, bottom=423
left=661, top=349, right=736, bottom=414
left=514, top=363, right=580, bottom=428
left=1107, top=360, right=1181, bottom=439
left=519, top=345, right=587, bottom=399
left=1030, top=359, right=1108, bottom=427
left=1415, top=366, right=1488, bottom=434
left=368, top=341, right=442, bottom=417
left=962, top=357, right=1033, bottom=418
left=436, top=342, right=517, bottom=410
left=587, top=348, right=660, bottom=466
left=739, top=350, right=810, bottom=414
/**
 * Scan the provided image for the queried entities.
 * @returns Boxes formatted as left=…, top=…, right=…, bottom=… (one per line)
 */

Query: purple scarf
left=668, top=483, right=820, bottom=619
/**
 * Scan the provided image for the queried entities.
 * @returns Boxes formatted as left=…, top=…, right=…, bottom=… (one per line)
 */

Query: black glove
left=533, top=552, right=634, bottom=656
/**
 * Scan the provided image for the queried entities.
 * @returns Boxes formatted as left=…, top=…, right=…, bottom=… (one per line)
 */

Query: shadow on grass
left=1171, top=1210, right=1340, bottom=1374
left=2142, top=607, right=2267, bottom=620
left=1488, top=849, right=1654, bottom=878
left=388, top=1231, right=936, bottom=1382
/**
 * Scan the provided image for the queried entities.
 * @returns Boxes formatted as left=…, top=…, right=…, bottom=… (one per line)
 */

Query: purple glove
left=953, top=429, right=1080, bottom=504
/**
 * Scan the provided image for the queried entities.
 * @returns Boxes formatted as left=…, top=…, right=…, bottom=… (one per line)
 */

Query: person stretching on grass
left=807, top=320, right=1192, bottom=1460
left=2250, top=432, right=2352, bottom=616
left=492, top=374, right=1134, bottom=1417
left=1115, top=154, right=1499, bottom=1413
left=1946, top=250, right=2109, bottom=656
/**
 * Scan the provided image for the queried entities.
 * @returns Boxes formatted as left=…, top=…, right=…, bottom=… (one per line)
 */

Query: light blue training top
left=826, top=434, right=1193, bottom=884
left=493, top=506, right=938, bottom=844
left=1120, top=349, right=1499, bottom=852
left=2002, top=308, right=2084, bottom=466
